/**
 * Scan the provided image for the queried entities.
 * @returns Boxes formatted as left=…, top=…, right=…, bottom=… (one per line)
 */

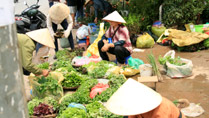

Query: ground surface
left=15, top=1, right=209, bottom=118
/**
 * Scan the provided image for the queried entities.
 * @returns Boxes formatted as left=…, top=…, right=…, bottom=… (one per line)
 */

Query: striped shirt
left=105, top=25, right=133, bottom=54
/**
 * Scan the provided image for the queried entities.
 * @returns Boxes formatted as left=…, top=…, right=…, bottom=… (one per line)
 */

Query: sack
left=151, top=26, right=166, bottom=37
left=86, top=23, right=105, bottom=56
left=76, top=25, right=91, bottom=39
left=136, top=33, right=155, bottom=48
left=59, top=38, right=70, bottom=48
left=163, top=50, right=193, bottom=78
left=128, top=57, right=144, bottom=69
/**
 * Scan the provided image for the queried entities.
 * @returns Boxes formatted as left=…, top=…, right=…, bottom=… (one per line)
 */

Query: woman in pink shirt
left=105, top=79, right=186, bottom=118
left=98, top=11, right=133, bottom=66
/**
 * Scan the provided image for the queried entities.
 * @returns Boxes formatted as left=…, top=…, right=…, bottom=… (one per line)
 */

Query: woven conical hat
left=102, top=11, right=126, bottom=23
left=26, top=28, right=55, bottom=48
left=49, top=3, right=70, bottom=23
left=105, top=78, right=162, bottom=116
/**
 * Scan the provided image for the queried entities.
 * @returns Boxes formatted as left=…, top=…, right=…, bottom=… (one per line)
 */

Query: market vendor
left=17, top=28, right=55, bottom=76
left=98, top=11, right=132, bottom=66
left=105, top=79, right=186, bottom=118
left=47, top=3, right=74, bottom=53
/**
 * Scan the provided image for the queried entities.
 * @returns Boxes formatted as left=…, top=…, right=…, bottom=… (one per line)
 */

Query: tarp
left=168, top=29, right=209, bottom=47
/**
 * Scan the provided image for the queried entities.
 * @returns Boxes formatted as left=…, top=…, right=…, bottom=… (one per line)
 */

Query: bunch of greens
left=27, top=97, right=59, bottom=116
left=56, top=49, right=72, bottom=61
left=61, top=71, right=88, bottom=88
left=86, top=101, right=123, bottom=118
left=159, top=56, right=186, bottom=66
left=32, top=76, right=63, bottom=100
left=83, top=61, right=116, bottom=78
left=147, top=53, right=163, bottom=81
left=93, top=74, right=126, bottom=102
left=58, top=107, right=87, bottom=118
left=51, top=60, right=75, bottom=71
left=37, top=62, right=49, bottom=69
left=33, top=103, right=54, bottom=116
left=59, top=79, right=98, bottom=113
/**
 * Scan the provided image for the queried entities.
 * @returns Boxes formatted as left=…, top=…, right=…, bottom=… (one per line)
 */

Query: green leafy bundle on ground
left=86, top=101, right=123, bottom=118
left=83, top=61, right=116, bottom=78
left=58, top=107, right=87, bottom=118
left=159, top=56, right=186, bottom=66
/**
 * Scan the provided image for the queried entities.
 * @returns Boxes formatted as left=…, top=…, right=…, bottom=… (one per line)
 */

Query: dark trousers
left=52, top=19, right=74, bottom=52
left=98, top=40, right=130, bottom=64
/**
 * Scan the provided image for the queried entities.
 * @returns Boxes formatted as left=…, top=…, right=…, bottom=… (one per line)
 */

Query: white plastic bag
left=76, top=25, right=91, bottom=39
left=181, top=103, right=204, bottom=117
left=163, top=50, right=193, bottom=78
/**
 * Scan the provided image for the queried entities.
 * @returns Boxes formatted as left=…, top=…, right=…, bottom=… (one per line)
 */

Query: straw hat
left=49, top=3, right=70, bottom=23
left=84, top=0, right=91, bottom=6
left=102, top=11, right=126, bottom=23
left=105, top=78, right=162, bottom=116
left=26, top=28, right=55, bottom=48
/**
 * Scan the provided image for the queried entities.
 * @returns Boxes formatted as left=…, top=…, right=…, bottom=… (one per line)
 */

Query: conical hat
left=26, top=28, right=55, bottom=48
left=84, top=0, right=91, bottom=5
left=105, top=78, right=162, bottom=116
left=49, top=3, right=70, bottom=23
left=102, top=11, right=126, bottom=23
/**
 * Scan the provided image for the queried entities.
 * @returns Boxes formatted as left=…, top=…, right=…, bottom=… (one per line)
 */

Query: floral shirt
left=105, top=25, right=133, bottom=54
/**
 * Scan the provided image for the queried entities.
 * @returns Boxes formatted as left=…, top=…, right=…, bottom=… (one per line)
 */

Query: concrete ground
left=15, top=1, right=209, bottom=118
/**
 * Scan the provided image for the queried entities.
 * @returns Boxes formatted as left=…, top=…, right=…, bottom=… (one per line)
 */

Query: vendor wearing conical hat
left=105, top=79, right=186, bottom=118
left=47, top=3, right=74, bottom=52
left=17, top=28, right=55, bottom=76
left=98, top=11, right=132, bottom=66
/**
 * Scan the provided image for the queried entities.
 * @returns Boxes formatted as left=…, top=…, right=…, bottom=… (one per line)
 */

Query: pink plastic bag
left=90, top=83, right=109, bottom=99
left=71, top=56, right=91, bottom=67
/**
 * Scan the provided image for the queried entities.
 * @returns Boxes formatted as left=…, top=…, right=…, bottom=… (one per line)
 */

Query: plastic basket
left=194, top=25, right=204, bottom=33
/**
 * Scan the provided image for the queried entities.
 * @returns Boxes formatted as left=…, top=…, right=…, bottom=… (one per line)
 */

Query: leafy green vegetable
left=32, top=76, right=63, bottom=100
left=61, top=71, right=87, bottom=88
left=203, top=38, right=209, bottom=48
left=158, top=56, right=186, bottom=66
left=37, top=62, right=49, bottom=69
left=27, top=98, right=43, bottom=116
left=86, top=101, right=123, bottom=118
left=58, top=107, right=87, bottom=118
left=83, top=61, right=116, bottom=78
left=51, top=60, right=75, bottom=71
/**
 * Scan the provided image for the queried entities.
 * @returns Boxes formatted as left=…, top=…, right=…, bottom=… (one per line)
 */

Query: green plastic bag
left=128, top=57, right=144, bottom=69
left=136, top=33, right=155, bottom=48
left=59, top=38, right=70, bottom=48
left=151, top=26, right=166, bottom=37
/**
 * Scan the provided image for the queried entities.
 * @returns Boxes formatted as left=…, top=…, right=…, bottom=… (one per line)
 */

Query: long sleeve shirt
left=17, top=34, right=42, bottom=75
left=105, top=25, right=133, bottom=54
left=129, top=97, right=186, bottom=118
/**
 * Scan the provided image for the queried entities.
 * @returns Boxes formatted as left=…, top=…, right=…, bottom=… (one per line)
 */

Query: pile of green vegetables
left=27, top=97, right=59, bottom=116
left=83, top=61, right=116, bottom=78
left=32, top=76, right=63, bottom=100
left=56, top=48, right=84, bottom=61
left=159, top=56, right=186, bottom=66
left=37, top=62, right=49, bottom=69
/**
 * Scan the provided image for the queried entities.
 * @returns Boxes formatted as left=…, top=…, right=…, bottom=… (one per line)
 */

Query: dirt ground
left=26, top=29, right=209, bottom=118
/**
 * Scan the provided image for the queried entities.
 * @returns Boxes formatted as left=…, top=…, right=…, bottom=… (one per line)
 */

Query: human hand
left=101, top=44, right=109, bottom=52
left=94, top=18, right=98, bottom=24
left=42, top=70, right=49, bottom=77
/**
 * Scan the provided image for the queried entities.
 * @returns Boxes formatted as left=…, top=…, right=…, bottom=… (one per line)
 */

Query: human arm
left=64, top=15, right=73, bottom=38
left=46, top=15, right=55, bottom=41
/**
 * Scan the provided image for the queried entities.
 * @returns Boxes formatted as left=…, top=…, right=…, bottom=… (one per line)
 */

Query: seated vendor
left=98, top=11, right=132, bottom=66
left=105, top=79, right=186, bottom=118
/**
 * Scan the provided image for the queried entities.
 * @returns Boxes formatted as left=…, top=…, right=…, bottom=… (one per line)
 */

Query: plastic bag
left=76, top=25, right=91, bottom=39
left=59, top=38, right=70, bottom=48
left=163, top=50, right=193, bottom=78
left=120, top=67, right=140, bottom=77
left=139, top=64, right=153, bottom=77
left=151, top=26, right=166, bottom=37
left=86, top=23, right=105, bottom=56
left=90, top=83, right=109, bottom=99
left=136, top=33, right=155, bottom=48
left=105, top=66, right=121, bottom=77
left=71, top=56, right=91, bottom=67
left=128, top=57, right=144, bottom=69
left=181, top=103, right=204, bottom=117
